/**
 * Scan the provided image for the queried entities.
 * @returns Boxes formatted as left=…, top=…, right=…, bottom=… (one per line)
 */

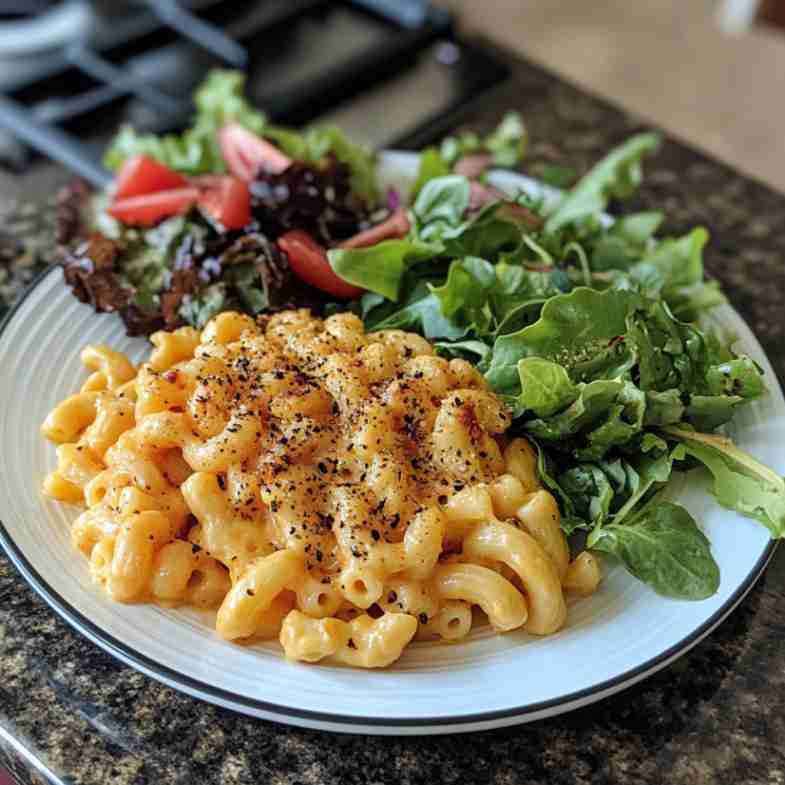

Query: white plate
left=0, top=155, right=781, bottom=735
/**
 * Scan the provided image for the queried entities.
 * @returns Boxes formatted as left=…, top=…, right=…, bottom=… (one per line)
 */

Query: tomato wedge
left=114, top=156, right=188, bottom=200
left=196, top=176, right=251, bottom=230
left=278, top=230, right=363, bottom=299
left=339, top=208, right=410, bottom=249
left=108, top=187, right=199, bottom=226
left=219, top=123, right=292, bottom=180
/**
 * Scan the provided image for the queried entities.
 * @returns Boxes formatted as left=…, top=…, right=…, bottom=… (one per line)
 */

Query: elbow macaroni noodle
left=41, top=310, right=601, bottom=668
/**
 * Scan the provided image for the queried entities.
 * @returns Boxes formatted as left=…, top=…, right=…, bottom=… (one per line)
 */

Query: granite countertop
left=2, top=39, right=785, bottom=785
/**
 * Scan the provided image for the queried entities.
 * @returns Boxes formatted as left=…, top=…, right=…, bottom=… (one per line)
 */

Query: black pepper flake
left=247, top=589, right=255, bottom=597
left=418, top=612, right=428, bottom=625
left=347, top=638, right=357, bottom=649
left=370, top=529, right=380, bottom=541
left=191, top=543, right=202, bottom=554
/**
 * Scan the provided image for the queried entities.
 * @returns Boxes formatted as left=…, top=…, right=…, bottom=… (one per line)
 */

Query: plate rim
left=0, top=256, right=778, bottom=732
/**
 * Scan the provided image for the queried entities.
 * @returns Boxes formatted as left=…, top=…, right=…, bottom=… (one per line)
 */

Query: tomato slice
left=114, top=156, right=188, bottom=200
left=219, top=123, right=292, bottom=180
left=278, top=230, right=364, bottom=299
left=108, top=187, right=199, bottom=226
left=196, top=176, right=251, bottom=230
left=340, top=208, right=410, bottom=249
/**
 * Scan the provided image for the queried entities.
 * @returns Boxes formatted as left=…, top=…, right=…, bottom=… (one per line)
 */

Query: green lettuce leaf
left=588, top=499, right=720, bottom=599
left=105, top=70, right=267, bottom=174
left=544, top=133, right=661, bottom=232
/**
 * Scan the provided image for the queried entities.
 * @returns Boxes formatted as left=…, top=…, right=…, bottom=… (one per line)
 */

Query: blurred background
left=0, top=0, right=784, bottom=194
left=443, top=0, right=785, bottom=192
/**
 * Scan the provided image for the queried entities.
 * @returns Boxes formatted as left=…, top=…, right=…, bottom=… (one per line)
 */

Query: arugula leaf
left=430, top=257, right=496, bottom=334
left=413, top=147, right=450, bottom=195
left=591, top=211, right=663, bottom=271
left=524, top=378, right=644, bottom=459
left=628, top=227, right=708, bottom=298
left=367, top=284, right=469, bottom=341
left=644, top=389, right=685, bottom=426
left=544, top=133, right=660, bottom=232
left=484, top=112, right=528, bottom=167
left=706, top=357, right=767, bottom=399
left=664, top=427, right=785, bottom=537
left=532, top=163, right=577, bottom=189
left=588, top=499, right=720, bottom=599
left=327, top=239, right=440, bottom=301
left=485, top=288, right=636, bottom=394
left=441, top=203, right=523, bottom=259
left=440, top=111, right=527, bottom=167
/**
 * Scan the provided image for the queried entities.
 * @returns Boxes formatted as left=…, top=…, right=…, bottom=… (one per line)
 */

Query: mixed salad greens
left=59, top=70, right=785, bottom=601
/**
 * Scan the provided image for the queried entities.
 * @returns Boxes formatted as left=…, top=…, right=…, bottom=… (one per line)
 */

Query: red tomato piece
left=108, top=187, right=199, bottom=226
left=196, top=176, right=251, bottom=230
left=339, top=208, right=410, bottom=249
left=219, top=123, right=292, bottom=180
left=114, top=156, right=188, bottom=200
left=277, top=230, right=364, bottom=299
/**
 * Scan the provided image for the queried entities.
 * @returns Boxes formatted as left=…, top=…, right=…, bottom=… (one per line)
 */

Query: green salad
left=72, top=71, right=784, bottom=601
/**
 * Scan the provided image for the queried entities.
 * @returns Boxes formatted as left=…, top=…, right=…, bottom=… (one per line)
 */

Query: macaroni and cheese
left=41, top=310, right=601, bottom=668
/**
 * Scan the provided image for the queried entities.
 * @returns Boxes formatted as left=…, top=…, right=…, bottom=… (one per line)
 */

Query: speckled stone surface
left=2, top=40, right=785, bottom=785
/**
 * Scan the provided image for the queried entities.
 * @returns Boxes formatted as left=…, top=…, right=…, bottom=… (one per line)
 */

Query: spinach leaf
left=328, top=239, right=440, bottom=301
left=664, top=427, right=785, bottom=537
left=589, top=500, right=720, bottom=599
left=434, top=339, right=493, bottom=364
left=412, top=175, right=471, bottom=240
left=544, top=133, right=660, bottom=232
left=366, top=282, right=469, bottom=341
left=513, top=358, right=577, bottom=417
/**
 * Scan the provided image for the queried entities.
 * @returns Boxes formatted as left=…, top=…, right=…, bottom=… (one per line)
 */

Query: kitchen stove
left=0, top=0, right=511, bottom=184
